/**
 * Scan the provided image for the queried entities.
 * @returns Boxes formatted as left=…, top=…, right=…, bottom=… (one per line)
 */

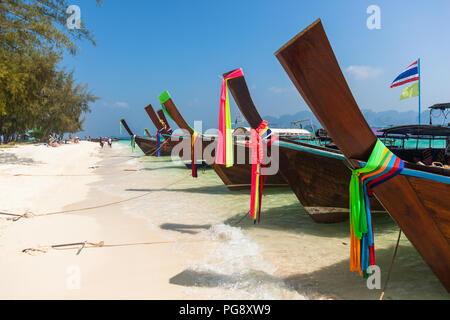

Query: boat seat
left=434, top=149, right=446, bottom=164
left=422, top=148, right=433, bottom=165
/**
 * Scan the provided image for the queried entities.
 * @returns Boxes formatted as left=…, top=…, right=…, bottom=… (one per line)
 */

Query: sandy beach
left=0, top=142, right=212, bottom=299
left=0, top=141, right=447, bottom=300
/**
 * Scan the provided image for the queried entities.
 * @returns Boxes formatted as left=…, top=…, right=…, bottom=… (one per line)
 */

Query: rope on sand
left=379, top=229, right=402, bottom=300
left=232, top=211, right=250, bottom=227
left=2, top=136, right=201, bottom=221
left=22, top=239, right=212, bottom=256
left=2, top=174, right=190, bottom=221
left=0, top=211, right=34, bottom=221
left=39, top=174, right=190, bottom=218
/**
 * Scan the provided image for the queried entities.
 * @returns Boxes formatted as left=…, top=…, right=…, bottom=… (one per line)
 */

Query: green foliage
left=0, top=0, right=100, bottom=142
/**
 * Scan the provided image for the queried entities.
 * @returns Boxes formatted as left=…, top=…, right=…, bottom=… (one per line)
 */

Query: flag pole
left=418, top=58, right=421, bottom=124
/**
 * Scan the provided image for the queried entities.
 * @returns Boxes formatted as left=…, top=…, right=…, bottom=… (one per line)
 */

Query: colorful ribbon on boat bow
left=159, top=119, right=172, bottom=151
left=156, top=128, right=164, bottom=157
left=131, top=134, right=136, bottom=152
left=349, top=139, right=404, bottom=277
left=191, top=131, right=200, bottom=178
left=159, top=90, right=200, bottom=178
left=216, top=69, right=244, bottom=167
left=250, top=121, right=277, bottom=223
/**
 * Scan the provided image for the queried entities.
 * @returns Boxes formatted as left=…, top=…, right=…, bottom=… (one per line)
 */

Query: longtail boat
left=144, top=104, right=167, bottom=134
left=224, top=69, right=384, bottom=223
left=159, top=93, right=288, bottom=190
left=120, top=118, right=171, bottom=156
left=144, top=104, right=177, bottom=154
left=275, top=19, right=450, bottom=291
left=157, top=109, right=172, bottom=133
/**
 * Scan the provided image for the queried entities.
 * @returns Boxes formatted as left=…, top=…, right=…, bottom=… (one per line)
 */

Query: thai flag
left=390, top=60, right=419, bottom=88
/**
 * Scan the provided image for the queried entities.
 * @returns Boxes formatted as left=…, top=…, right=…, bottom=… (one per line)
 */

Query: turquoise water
left=117, top=136, right=447, bottom=148
left=290, top=137, right=447, bottom=149
left=104, top=142, right=449, bottom=299
left=381, top=138, right=446, bottom=149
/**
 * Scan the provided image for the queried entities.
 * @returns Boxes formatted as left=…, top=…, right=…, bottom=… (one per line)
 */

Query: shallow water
left=104, top=141, right=448, bottom=300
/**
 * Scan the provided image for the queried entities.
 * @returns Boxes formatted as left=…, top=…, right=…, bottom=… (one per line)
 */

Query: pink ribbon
left=216, top=68, right=244, bottom=166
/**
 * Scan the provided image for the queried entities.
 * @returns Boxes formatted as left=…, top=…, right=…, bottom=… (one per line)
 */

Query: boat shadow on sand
left=125, top=184, right=236, bottom=195
left=169, top=243, right=447, bottom=299
left=125, top=179, right=399, bottom=240
left=159, top=223, right=211, bottom=234
left=222, top=204, right=400, bottom=240
left=125, top=185, right=292, bottom=196
left=126, top=183, right=399, bottom=239
left=0, top=152, right=41, bottom=165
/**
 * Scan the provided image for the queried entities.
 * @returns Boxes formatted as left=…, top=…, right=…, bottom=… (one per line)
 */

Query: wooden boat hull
left=275, top=19, right=450, bottom=291
left=134, top=136, right=172, bottom=156
left=223, top=70, right=383, bottom=223
left=120, top=118, right=173, bottom=156
left=278, top=139, right=384, bottom=223
left=213, top=143, right=288, bottom=190
left=159, top=96, right=288, bottom=191
left=170, top=135, right=288, bottom=190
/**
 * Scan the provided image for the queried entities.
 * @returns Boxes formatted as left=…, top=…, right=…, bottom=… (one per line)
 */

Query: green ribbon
left=349, top=140, right=386, bottom=238
left=158, top=90, right=204, bottom=137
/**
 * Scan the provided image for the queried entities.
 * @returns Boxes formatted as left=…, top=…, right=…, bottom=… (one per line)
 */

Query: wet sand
left=0, top=141, right=447, bottom=299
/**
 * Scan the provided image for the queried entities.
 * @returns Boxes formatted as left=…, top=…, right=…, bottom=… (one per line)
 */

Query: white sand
left=1, top=142, right=445, bottom=300
left=0, top=142, right=215, bottom=299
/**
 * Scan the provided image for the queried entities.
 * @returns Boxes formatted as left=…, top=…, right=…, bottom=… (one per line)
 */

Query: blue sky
left=64, top=0, right=450, bottom=137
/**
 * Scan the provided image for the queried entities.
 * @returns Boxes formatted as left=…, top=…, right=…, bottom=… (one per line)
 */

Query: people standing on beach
left=99, top=137, right=104, bottom=148
left=108, top=137, right=112, bottom=148
left=48, top=134, right=58, bottom=147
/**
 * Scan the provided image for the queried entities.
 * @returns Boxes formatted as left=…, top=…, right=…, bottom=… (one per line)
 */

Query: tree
left=0, top=0, right=101, bottom=142
left=35, top=70, right=98, bottom=140
left=0, top=0, right=98, bottom=55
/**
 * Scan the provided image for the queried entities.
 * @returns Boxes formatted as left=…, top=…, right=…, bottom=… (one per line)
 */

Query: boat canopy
left=234, top=126, right=311, bottom=137
left=429, top=103, right=450, bottom=110
left=380, top=125, right=450, bottom=138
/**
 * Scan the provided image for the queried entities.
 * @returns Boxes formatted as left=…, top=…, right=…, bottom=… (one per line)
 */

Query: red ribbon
left=249, top=121, right=277, bottom=223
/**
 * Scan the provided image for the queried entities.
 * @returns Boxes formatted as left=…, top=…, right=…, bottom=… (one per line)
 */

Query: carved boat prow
left=275, top=18, right=450, bottom=291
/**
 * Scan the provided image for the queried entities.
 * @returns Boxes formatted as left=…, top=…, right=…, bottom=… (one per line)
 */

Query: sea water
left=103, top=140, right=448, bottom=300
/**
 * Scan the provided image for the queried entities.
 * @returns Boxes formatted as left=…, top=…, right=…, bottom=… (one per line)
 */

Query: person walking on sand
left=99, top=137, right=104, bottom=148
left=108, top=137, right=112, bottom=148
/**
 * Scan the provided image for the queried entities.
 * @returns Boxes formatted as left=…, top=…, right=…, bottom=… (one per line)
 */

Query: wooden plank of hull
left=160, top=96, right=288, bottom=190
left=224, top=72, right=374, bottom=223
left=215, top=141, right=287, bottom=190
left=134, top=136, right=172, bottom=156
left=279, top=140, right=384, bottom=223
left=121, top=118, right=173, bottom=156
left=275, top=18, right=450, bottom=291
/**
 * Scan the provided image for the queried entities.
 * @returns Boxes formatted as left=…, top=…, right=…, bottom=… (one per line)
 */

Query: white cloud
left=345, top=65, right=383, bottom=80
left=269, top=86, right=293, bottom=94
left=114, top=101, right=129, bottom=108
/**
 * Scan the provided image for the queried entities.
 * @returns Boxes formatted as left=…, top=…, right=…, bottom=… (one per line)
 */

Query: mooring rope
left=232, top=211, right=250, bottom=227
left=1, top=174, right=191, bottom=221
left=379, top=229, right=402, bottom=300
left=22, top=239, right=219, bottom=256
left=0, top=135, right=202, bottom=221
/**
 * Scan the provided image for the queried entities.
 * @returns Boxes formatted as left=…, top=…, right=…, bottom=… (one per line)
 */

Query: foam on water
left=95, top=140, right=449, bottom=300
left=185, top=224, right=307, bottom=300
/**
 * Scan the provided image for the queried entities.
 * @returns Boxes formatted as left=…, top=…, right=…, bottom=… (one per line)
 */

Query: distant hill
left=261, top=108, right=448, bottom=131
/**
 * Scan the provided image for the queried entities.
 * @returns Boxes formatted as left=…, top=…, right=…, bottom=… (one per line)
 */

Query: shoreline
left=0, top=142, right=237, bottom=299
left=0, top=142, right=447, bottom=300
